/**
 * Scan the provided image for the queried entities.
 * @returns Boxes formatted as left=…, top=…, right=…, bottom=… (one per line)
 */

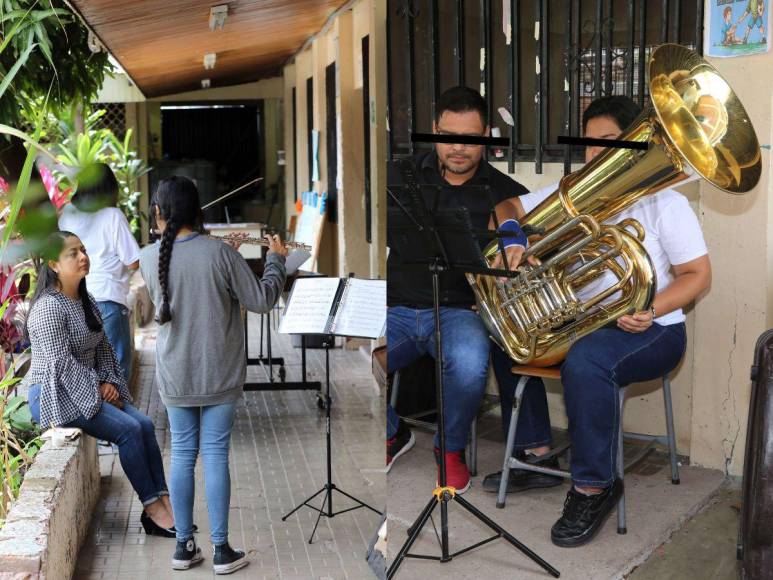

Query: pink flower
left=37, top=164, right=70, bottom=209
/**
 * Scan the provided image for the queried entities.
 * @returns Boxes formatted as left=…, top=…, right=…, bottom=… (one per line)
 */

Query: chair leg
left=469, top=417, right=478, bottom=476
left=617, top=387, right=627, bottom=535
left=662, top=375, right=681, bottom=485
left=497, top=376, right=529, bottom=509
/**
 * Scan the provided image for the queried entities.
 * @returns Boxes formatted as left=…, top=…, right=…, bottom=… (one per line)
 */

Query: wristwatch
left=650, top=305, right=657, bottom=319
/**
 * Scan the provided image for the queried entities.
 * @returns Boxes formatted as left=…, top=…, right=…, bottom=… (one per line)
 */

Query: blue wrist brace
left=497, top=218, right=528, bottom=249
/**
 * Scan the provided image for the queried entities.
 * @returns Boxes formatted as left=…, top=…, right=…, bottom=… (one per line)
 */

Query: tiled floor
left=387, top=417, right=726, bottom=580
left=75, top=314, right=385, bottom=579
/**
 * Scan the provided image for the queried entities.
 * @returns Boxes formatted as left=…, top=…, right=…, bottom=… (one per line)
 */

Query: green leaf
left=0, top=40, right=37, bottom=101
left=33, top=21, right=54, bottom=70
left=3, top=396, right=33, bottom=432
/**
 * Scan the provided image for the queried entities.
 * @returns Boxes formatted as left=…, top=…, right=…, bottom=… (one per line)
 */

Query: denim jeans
left=166, top=403, right=237, bottom=544
left=387, top=306, right=490, bottom=451
left=493, top=323, right=686, bottom=487
left=27, top=383, right=168, bottom=505
left=97, top=300, right=133, bottom=382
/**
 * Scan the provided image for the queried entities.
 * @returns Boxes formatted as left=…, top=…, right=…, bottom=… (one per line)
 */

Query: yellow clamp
left=433, top=486, right=457, bottom=500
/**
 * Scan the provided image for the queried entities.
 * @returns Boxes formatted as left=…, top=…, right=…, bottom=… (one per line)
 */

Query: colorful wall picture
left=706, top=0, right=770, bottom=57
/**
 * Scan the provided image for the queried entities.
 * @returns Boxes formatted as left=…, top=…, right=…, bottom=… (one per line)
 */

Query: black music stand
left=386, top=172, right=560, bottom=579
left=280, top=334, right=382, bottom=543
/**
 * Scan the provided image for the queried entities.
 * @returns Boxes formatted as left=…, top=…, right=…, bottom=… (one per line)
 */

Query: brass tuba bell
left=468, top=44, right=761, bottom=366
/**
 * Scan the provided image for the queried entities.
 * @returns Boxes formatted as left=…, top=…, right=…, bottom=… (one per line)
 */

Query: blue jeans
left=166, top=403, right=237, bottom=544
left=387, top=306, right=490, bottom=451
left=27, top=383, right=168, bottom=505
left=493, top=323, right=686, bottom=487
left=97, top=300, right=132, bottom=382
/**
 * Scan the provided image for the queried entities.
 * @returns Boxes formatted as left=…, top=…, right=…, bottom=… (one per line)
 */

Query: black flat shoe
left=141, top=510, right=199, bottom=536
left=550, top=478, right=624, bottom=547
left=141, top=510, right=176, bottom=538
left=483, top=452, right=564, bottom=494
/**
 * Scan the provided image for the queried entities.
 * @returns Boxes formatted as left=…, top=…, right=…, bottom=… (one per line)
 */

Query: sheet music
left=278, top=277, right=341, bottom=334
left=331, top=278, right=386, bottom=339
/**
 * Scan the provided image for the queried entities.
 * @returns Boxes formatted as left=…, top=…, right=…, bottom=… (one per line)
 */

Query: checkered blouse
left=24, top=290, right=131, bottom=427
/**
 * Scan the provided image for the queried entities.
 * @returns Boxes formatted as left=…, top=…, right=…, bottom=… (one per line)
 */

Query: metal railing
left=387, top=0, right=704, bottom=174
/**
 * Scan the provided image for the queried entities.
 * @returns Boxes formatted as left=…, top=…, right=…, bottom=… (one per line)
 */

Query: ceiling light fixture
left=203, top=53, right=217, bottom=70
left=209, top=5, right=228, bottom=31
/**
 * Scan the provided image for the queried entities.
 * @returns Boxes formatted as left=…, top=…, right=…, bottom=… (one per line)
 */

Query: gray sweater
left=139, top=234, right=286, bottom=407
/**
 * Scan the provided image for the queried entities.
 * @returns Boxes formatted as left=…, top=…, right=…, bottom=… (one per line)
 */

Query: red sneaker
left=434, top=447, right=471, bottom=494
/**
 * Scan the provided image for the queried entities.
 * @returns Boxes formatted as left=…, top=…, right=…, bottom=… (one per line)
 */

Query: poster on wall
left=705, top=0, right=770, bottom=57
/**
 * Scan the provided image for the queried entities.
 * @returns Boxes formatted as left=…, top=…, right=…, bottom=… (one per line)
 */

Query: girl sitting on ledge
left=25, top=231, right=176, bottom=538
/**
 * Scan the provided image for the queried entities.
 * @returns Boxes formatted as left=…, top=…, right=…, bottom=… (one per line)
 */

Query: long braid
left=151, top=175, right=202, bottom=325
left=157, top=219, right=178, bottom=324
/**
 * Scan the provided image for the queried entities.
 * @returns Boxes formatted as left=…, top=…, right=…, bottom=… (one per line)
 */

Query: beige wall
left=282, top=0, right=385, bottom=279
left=690, top=48, right=773, bottom=476
left=495, top=51, right=773, bottom=476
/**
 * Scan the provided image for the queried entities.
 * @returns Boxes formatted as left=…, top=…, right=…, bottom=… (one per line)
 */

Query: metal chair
left=497, top=364, right=680, bottom=534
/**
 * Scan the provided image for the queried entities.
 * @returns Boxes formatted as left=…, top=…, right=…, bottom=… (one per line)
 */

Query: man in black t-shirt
left=386, top=86, right=529, bottom=493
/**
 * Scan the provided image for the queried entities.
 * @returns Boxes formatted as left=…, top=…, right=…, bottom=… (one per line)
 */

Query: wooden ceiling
left=69, top=0, right=350, bottom=98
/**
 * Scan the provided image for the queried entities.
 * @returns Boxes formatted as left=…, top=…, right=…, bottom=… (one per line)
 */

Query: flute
left=208, top=234, right=311, bottom=252
left=149, top=229, right=311, bottom=252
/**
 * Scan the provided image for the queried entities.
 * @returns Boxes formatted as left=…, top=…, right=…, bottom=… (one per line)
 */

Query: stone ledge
left=0, top=434, right=100, bottom=580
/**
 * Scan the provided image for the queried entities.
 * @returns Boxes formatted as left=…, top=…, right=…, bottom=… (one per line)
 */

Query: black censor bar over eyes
left=411, top=132, right=510, bottom=147
left=412, top=132, right=647, bottom=151
left=557, top=136, right=649, bottom=151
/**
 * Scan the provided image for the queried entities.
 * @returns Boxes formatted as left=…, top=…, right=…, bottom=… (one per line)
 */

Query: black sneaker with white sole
left=171, top=537, right=204, bottom=570
left=213, top=542, right=249, bottom=575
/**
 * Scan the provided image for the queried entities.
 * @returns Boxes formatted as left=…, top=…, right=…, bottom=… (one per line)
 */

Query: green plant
left=0, top=299, right=40, bottom=521
left=0, top=4, right=55, bottom=522
left=53, top=109, right=149, bottom=236
left=0, top=0, right=111, bottom=129
left=57, top=130, right=110, bottom=169
left=106, top=129, right=150, bottom=235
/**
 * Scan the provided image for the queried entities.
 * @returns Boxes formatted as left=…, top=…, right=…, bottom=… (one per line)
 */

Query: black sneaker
left=551, top=478, right=624, bottom=547
left=386, top=420, right=415, bottom=473
left=213, top=542, right=249, bottom=575
left=483, top=452, right=564, bottom=494
left=171, top=537, right=204, bottom=570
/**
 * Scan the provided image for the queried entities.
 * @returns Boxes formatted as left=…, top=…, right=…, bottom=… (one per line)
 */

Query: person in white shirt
left=58, top=163, right=141, bottom=381
left=482, top=96, right=712, bottom=548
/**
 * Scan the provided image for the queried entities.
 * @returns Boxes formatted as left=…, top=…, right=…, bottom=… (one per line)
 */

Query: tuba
left=468, top=44, right=761, bottom=367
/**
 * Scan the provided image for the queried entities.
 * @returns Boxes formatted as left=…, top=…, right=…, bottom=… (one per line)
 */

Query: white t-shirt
left=519, top=184, right=708, bottom=326
left=59, top=205, right=141, bottom=307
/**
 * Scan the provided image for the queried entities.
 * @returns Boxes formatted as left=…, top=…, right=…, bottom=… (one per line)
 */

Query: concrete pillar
left=335, top=10, right=369, bottom=277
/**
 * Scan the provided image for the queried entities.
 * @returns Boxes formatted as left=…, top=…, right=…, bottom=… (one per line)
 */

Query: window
left=387, top=0, right=704, bottom=173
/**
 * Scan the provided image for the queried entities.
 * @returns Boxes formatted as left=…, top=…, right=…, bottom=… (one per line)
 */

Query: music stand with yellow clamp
left=386, top=158, right=560, bottom=579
